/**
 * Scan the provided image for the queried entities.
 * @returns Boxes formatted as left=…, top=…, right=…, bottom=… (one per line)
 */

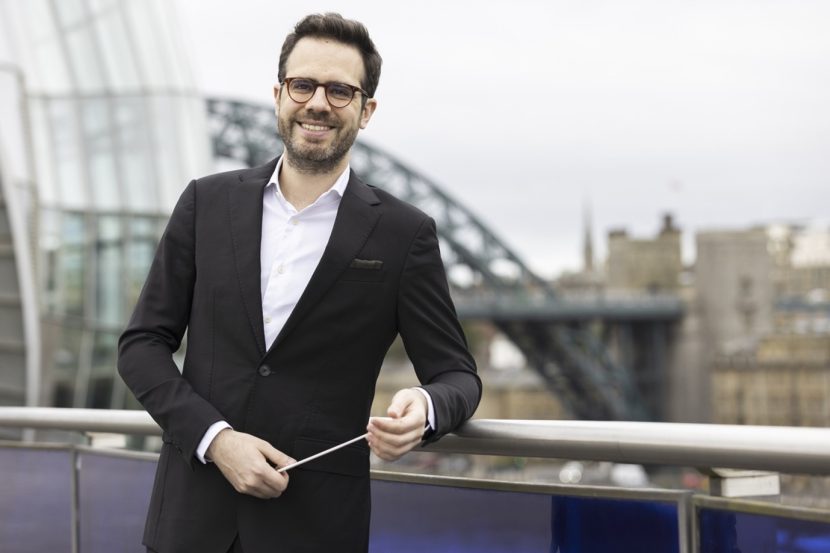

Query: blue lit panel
left=370, top=479, right=682, bottom=553
left=76, top=451, right=156, bottom=553
left=370, top=480, right=551, bottom=552
left=551, top=495, right=680, bottom=553
left=699, top=507, right=830, bottom=553
left=0, top=448, right=73, bottom=552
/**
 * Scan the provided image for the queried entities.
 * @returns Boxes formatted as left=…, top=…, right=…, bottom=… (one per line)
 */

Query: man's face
left=274, top=37, right=377, bottom=174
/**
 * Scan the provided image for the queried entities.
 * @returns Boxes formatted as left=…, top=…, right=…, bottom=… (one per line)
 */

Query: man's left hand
left=366, top=388, right=428, bottom=461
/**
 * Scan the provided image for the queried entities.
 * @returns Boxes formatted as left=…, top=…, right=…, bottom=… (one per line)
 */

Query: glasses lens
left=326, top=83, right=354, bottom=107
left=288, top=79, right=315, bottom=101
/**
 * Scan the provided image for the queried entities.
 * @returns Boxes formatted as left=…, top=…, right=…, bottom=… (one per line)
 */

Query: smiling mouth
left=299, top=122, right=334, bottom=132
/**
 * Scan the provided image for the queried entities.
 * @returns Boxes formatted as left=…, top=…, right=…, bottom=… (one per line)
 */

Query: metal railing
left=3, top=407, right=830, bottom=475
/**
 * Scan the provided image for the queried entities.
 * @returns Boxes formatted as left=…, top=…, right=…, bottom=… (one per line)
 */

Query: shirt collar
left=267, top=156, right=350, bottom=209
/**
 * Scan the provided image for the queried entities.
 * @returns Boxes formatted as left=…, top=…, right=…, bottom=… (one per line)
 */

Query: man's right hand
left=206, top=428, right=295, bottom=499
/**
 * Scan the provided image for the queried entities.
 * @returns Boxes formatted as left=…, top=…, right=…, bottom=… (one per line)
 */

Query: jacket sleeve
left=396, top=217, right=482, bottom=443
left=117, top=180, right=224, bottom=466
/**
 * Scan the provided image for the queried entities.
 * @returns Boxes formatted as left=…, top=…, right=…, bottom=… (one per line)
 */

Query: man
left=118, top=12, right=481, bottom=553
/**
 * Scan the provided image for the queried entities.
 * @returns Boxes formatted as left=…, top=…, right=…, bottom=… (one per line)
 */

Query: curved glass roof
left=1, top=0, right=211, bottom=214
left=0, top=0, right=213, bottom=410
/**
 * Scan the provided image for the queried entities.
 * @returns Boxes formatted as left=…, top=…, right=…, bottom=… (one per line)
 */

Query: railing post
left=705, top=468, right=781, bottom=499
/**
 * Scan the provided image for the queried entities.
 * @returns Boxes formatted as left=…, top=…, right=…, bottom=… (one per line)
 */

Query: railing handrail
left=3, top=407, right=830, bottom=475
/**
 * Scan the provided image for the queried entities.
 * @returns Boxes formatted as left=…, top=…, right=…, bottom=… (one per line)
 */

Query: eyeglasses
left=282, top=77, right=369, bottom=108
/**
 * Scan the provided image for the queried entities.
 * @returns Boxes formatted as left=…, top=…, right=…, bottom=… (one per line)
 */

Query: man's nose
left=305, top=85, right=331, bottom=111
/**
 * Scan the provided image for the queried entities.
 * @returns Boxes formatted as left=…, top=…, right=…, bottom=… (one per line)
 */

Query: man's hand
left=206, top=429, right=295, bottom=499
left=366, top=388, right=428, bottom=461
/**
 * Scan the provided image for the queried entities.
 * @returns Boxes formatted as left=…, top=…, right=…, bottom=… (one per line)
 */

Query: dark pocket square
left=350, top=259, right=383, bottom=270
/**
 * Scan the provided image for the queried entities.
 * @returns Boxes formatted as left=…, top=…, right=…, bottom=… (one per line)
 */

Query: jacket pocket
left=338, top=266, right=387, bottom=283
left=291, top=436, right=369, bottom=477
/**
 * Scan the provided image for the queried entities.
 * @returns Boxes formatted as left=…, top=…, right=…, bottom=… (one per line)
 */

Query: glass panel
left=13, top=0, right=71, bottom=94
left=109, top=372, right=128, bottom=409
left=370, top=479, right=552, bottom=552
left=115, top=97, right=157, bottom=211
left=126, top=216, right=159, bottom=308
left=550, top=495, right=680, bottom=553
left=59, top=213, right=86, bottom=316
left=88, top=0, right=118, bottom=12
left=0, top=448, right=74, bottom=552
left=50, top=323, right=84, bottom=406
left=95, top=216, right=122, bottom=325
left=72, top=328, right=94, bottom=408
left=31, top=34, right=73, bottom=96
left=29, top=99, right=58, bottom=205
left=123, top=0, right=170, bottom=88
left=53, top=0, right=86, bottom=27
left=174, top=95, right=212, bottom=185
left=40, top=209, right=61, bottom=313
left=148, top=0, right=190, bottom=88
left=77, top=451, right=155, bottom=553
left=49, top=98, right=87, bottom=208
left=19, top=0, right=54, bottom=43
left=86, top=376, right=112, bottom=408
left=66, top=25, right=107, bottom=92
left=698, top=506, right=830, bottom=553
left=82, top=98, right=120, bottom=210
left=92, top=5, right=141, bottom=90
left=150, top=95, right=184, bottom=212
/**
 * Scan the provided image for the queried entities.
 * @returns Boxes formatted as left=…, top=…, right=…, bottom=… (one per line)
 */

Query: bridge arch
left=207, top=98, right=654, bottom=421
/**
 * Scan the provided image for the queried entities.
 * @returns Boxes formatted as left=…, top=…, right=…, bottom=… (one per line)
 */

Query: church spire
left=583, top=199, right=594, bottom=274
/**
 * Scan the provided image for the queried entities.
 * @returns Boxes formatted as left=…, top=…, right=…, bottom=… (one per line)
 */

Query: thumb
left=387, top=390, right=414, bottom=419
left=260, top=442, right=296, bottom=469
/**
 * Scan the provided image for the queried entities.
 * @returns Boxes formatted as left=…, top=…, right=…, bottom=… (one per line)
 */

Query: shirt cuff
left=414, top=387, right=436, bottom=431
left=196, top=421, right=232, bottom=464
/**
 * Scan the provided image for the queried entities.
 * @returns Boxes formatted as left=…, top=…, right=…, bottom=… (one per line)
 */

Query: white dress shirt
left=196, top=159, right=434, bottom=463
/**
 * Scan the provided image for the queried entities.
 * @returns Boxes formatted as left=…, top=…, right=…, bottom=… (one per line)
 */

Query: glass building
left=0, top=0, right=212, bottom=412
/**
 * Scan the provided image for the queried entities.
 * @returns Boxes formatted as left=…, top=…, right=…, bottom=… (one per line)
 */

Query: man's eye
left=292, top=80, right=315, bottom=93
left=328, top=84, right=352, bottom=99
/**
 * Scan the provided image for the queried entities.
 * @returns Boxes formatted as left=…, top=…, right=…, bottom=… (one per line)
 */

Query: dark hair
left=278, top=13, right=382, bottom=98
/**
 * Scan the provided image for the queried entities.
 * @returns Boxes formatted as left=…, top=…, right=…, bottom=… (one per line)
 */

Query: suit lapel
left=267, top=171, right=381, bottom=354
left=228, top=158, right=278, bottom=356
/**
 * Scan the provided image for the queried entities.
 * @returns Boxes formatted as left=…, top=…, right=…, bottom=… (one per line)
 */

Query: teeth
left=300, top=123, right=331, bottom=131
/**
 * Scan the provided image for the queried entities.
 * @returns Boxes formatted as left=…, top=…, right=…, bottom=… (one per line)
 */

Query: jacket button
left=258, top=365, right=272, bottom=377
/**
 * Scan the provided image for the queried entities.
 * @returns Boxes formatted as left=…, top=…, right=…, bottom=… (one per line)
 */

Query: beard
left=278, top=111, right=359, bottom=174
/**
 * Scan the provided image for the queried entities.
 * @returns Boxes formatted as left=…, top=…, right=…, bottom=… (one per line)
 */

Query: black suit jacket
left=118, top=158, right=481, bottom=553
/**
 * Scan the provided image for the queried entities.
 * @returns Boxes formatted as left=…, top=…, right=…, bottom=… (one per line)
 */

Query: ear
left=273, top=83, right=281, bottom=115
left=359, top=98, right=378, bottom=130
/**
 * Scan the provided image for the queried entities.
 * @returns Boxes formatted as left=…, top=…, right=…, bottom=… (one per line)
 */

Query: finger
left=208, top=433, right=287, bottom=499
left=259, top=465, right=289, bottom=497
left=366, top=424, right=425, bottom=460
left=368, top=434, right=421, bottom=461
left=368, top=416, right=405, bottom=433
left=370, top=408, right=424, bottom=431
left=257, top=444, right=293, bottom=496
left=369, top=417, right=423, bottom=439
left=368, top=422, right=423, bottom=444
left=369, top=436, right=420, bottom=457
left=367, top=423, right=424, bottom=457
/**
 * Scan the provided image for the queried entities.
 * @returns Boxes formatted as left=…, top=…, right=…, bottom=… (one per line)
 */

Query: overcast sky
left=176, top=0, right=830, bottom=278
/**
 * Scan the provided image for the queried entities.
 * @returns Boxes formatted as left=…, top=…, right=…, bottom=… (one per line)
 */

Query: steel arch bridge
left=206, top=98, right=652, bottom=421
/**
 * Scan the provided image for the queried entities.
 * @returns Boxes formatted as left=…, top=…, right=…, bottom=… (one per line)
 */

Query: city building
left=606, top=213, right=682, bottom=293
left=706, top=224, right=830, bottom=426
left=695, top=227, right=776, bottom=357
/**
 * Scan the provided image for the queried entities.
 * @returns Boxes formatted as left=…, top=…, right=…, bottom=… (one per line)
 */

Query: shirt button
left=258, top=365, right=272, bottom=377
left=264, top=316, right=272, bottom=324
left=292, top=220, right=299, bottom=226
left=277, top=265, right=285, bottom=274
